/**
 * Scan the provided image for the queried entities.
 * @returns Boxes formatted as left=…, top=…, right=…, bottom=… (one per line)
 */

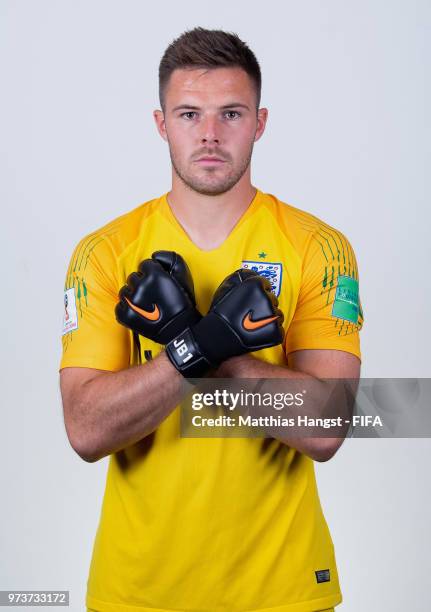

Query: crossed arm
left=60, top=348, right=360, bottom=464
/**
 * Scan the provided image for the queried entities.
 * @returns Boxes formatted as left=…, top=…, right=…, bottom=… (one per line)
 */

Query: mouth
left=195, top=157, right=226, bottom=166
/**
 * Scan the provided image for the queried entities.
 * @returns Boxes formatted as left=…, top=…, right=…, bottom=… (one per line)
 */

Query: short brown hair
left=158, top=27, right=262, bottom=112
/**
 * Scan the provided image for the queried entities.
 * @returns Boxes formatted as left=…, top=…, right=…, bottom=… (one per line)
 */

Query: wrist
left=213, top=354, right=258, bottom=378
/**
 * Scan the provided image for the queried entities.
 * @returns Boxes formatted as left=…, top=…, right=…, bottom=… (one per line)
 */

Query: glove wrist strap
left=165, top=328, right=212, bottom=378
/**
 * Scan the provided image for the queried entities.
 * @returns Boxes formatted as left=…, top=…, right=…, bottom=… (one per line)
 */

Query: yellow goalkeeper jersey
left=60, top=188, right=363, bottom=612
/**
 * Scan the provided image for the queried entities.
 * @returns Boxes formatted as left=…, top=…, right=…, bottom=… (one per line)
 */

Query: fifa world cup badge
left=62, top=288, right=79, bottom=335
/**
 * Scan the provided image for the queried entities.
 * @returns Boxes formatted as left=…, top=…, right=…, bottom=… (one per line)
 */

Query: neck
left=166, top=172, right=257, bottom=251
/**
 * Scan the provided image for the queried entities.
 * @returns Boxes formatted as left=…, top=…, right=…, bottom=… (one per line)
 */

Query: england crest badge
left=241, top=260, right=283, bottom=296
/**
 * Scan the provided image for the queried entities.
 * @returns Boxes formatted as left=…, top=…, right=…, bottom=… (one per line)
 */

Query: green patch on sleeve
left=332, top=275, right=359, bottom=323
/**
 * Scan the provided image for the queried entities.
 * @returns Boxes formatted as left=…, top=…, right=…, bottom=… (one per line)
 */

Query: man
left=60, top=27, right=363, bottom=612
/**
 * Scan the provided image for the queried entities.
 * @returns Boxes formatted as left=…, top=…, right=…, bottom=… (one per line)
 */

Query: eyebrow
left=171, top=103, right=250, bottom=112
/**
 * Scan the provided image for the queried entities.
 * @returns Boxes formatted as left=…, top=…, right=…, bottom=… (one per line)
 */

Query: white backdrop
left=1, top=1, right=430, bottom=610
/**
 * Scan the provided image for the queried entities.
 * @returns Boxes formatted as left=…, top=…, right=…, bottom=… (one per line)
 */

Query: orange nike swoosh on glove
left=242, top=311, right=279, bottom=331
left=124, top=297, right=160, bottom=321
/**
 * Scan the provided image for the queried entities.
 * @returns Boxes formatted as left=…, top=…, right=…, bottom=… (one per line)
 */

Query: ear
left=153, top=109, right=168, bottom=142
left=254, top=107, right=268, bottom=143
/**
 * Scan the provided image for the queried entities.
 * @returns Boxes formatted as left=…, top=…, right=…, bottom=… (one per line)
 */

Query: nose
left=200, top=115, right=220, bottom=145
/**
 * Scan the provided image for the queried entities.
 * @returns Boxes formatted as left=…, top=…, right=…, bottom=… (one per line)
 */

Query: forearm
left=61, top=352, right=185, bottom=462
left=214, top=355, right=355, bottom=461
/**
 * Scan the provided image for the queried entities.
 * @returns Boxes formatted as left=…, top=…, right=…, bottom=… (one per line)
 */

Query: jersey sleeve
left=60, top=231, right=130, bottom=371
left=284, top=225, right=364, bottom=360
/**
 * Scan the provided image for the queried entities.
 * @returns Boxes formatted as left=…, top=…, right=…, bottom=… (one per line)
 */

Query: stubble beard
left=168, top=143, right=255, bottom=196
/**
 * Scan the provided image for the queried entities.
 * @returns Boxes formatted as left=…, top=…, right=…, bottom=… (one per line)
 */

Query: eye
left=181, top=111, right=198, bottom=120
left=224, top=110, right=241, bottom=120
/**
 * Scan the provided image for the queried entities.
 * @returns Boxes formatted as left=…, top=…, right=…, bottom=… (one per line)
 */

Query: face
left=154, top=67, right=268, bottom=196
